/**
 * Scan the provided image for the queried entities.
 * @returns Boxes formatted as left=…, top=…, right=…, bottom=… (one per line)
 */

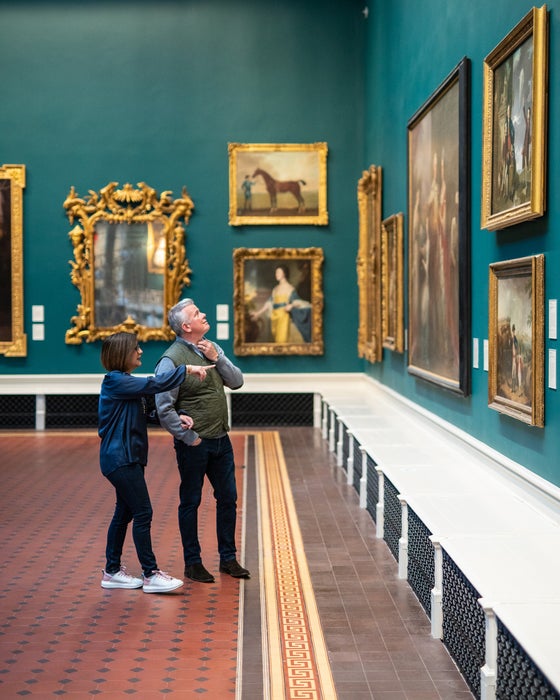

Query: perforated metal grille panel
left=442, top=551, right=484, bottom=697
left=231, top=392, right=313, bottom=427
left=0, top=395, right=36, bottom=428
left=45, top=395, right=99, bottom=428
left=352, top=438, right=361, bottom=494
left=365, top=455, right=378, bottom=522
left=383, top=477, right=400, bottom=561
left=341, top=421, right=349, bottom=472
left=497, top=618, right=560, bottom=700
left=407, top=507, right=433, bottom=615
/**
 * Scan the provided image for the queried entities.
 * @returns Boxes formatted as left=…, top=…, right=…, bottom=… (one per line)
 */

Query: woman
left=98, top=331, right=211, bottom=593
left=250, top=265, right=311, bottom=343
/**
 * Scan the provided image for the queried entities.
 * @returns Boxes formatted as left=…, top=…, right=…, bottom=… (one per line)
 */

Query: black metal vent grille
left=231, top=392, right=313, bottom=427
left=407, top=507, right=433, bottom=616
left=383, top=477, right=401, bottom=561
left=340, top=421, right=350, bottom=473
left=0, top=395, right=36, bottom=428
left=442, top=551, right=484, bottom=698
left=365, top=454, right=378, bottom=522
left=45, top=395, right=99, bottom=428
left=352, top=438, right=362, bottom=494
left=497, top=618, right=560, bottom=700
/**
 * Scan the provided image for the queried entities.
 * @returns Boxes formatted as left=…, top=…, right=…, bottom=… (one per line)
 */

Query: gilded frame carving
left=0, top=164, right=27, bottom=357
left=356, top=165, right=382, bottom=363
left=481, top=5, right=549, bottom=230
left=381, top=213, right=404, bottom=353
left=228, top=142, right=328, bottom=226
left=233, top=247, right=324, bottom=356
left=64, top=181, right=194, bottom=344
left=488, top=254, right=544, bottom=427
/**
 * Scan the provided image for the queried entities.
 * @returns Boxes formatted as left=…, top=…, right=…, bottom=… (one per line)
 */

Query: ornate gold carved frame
left=381, top=212, right=404, bottom=353
left=233, top=247, right=324, bottom=356
left=0, top=164, right=26, bottom=357
left=356, top=165, right=383, bottom=363
left=64, top=181, right=194, bottom=344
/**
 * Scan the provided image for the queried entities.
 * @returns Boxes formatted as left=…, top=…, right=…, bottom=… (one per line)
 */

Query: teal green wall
left=0, top=0, right=365, bottom=375
left=365, top=0, right=560, bottom=485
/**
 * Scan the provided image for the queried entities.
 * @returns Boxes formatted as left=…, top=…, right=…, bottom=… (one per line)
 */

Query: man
left=155, top=298, right=250, bottom=583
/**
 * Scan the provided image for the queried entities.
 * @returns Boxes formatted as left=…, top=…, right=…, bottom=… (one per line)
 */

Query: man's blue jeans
left=105, top=463, right=157, bottom=577
left=174, top=435, right=237, bottom=566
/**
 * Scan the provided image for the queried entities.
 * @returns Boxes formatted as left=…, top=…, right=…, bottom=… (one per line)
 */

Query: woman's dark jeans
left=105, top=463, right=157, bottom=578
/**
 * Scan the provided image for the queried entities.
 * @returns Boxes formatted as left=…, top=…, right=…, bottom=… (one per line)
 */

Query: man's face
left=183, top=304, right=210, bottom=336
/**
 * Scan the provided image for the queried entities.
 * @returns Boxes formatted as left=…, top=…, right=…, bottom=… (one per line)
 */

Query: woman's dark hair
left=276, top=264, right=290, bottom=280
left=101, top=332, right=138, bottom=372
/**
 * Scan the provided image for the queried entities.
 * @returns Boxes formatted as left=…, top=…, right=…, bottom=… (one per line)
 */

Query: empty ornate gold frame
left=0, top=164, right=27, bottom=357
left=356, top=165, right=383, bottom=362
left=233, top=247, right=324, bottom=356
left=228, top=142, right=328, bottom=226
left=64, top=182, right=194, bottom=344
left=481, top=5, right=548, bottom=230
left=381, top=213, right=404, bottom=353
left=488, top=254, right=544, bottom=427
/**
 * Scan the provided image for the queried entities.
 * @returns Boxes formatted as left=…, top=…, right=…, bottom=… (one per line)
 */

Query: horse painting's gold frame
left=233, top=247, right=324, bottom=356
left=356, top=165, right=383, bottom=363
left=488, top=254, right=544, bottom=427
left=381, top=213, right=404, bottom=353
left=0, top=164, right=27, bottom=357
left=228, top=143, right=328, bottom=226
left=64, top=181, right=194, bottom=344
left=481, top=5, right=548, bottom=230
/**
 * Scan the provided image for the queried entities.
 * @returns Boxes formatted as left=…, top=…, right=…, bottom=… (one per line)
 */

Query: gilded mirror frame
left=0, top=164, right=27, bottom=357
left=64, top=181, right=194, bottom=344
left=356, top=165, right=383, bottom=363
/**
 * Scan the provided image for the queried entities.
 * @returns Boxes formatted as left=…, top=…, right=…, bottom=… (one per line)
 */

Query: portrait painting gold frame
left=381, top=213, right=404, bottom=353
left=233, top=247, right=324, bottom=356
left=64, top=181, right=194, bottom=344
left=228, top=142, right=328, bottom=226
left=407, top=58, right=471, bottom=395
left=481, top=5, right=548, bottom=230
left=0, top=164, right=26, bottom=357
left=356, top=165, right=383, bottom=363
left=488, top=254, right=544, bottom=427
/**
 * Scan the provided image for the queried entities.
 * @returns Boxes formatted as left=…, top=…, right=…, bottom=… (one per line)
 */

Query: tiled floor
left=0, top=427, right=472, bottom=699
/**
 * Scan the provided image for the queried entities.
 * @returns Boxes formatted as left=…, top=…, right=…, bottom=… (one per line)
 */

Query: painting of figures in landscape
left=228, top=143, right=328, bottom=225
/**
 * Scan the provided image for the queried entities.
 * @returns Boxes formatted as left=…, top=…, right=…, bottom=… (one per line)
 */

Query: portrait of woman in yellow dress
left=249, top=264, right=311, bottom=343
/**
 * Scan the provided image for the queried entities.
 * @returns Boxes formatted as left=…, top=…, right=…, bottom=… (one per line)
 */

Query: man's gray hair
left=168, top=298, right=195, bottom=336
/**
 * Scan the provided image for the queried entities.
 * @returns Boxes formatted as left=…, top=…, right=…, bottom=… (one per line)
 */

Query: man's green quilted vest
left=160, top=341, right=229, bottom=438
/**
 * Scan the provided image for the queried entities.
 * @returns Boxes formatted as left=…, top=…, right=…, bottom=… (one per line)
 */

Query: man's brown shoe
left=185, top=563, right=215, bottom=583
left=219, top=559, right=250, bottom=579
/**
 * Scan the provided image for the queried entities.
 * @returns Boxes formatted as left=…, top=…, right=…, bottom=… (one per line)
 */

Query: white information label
left=472, top=338, right=479, bottom=369
left=549, top=349, right=557, bottom=390
left=549, top=299, right=557, bottom=340
left=483, top=339, right=489, bottom=372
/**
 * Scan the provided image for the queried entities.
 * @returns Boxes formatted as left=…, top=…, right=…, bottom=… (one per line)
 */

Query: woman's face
left=275, top=266, right=286, bottom=281
left=125, top=342, right=143, bottom=373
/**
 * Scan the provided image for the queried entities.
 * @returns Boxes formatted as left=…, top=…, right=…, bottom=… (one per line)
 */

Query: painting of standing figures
left=228, top=143, right=328, bottom=226
left=481, top=5, right=548, bottom=230
left=407, top=58, right=470, bottom=395
left=488, top=255, right=544, bottom=427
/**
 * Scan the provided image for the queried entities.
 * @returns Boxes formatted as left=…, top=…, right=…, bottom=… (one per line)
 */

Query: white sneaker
left=101, top=566, right=143, bottom=589
left=143, top=570, right=183, bottom=593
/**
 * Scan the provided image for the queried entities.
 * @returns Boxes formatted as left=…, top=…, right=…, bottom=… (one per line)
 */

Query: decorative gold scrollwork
left=64, top=181, right=194, bottom=344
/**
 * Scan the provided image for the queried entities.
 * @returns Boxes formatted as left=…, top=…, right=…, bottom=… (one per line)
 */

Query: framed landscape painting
left=233, top=247, right=324, bottom=355
left=488, top=254, right=544, bottom=427
left=407, top=58, right=471, bottom=395
left=481, top=5, right=549, bottom=230
left=228, top=143, right=328, bottom=226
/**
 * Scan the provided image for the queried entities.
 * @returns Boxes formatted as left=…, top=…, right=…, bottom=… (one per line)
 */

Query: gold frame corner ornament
left=481, top=5, right=548, bottom=230
left=64, top=181, right=194, bottom=344
left=488, top=253, right=544, bottom=427
left=356, top=164, right=383, bottom=363
left=228, top=142, right=328, bottom=226
left=0, top=164, right=27, bottom=357
left=381, top=212, right=404, bottom=353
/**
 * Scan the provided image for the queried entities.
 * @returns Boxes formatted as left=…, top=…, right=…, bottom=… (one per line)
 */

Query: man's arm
left=154, top=356, right=198, bottom=444
left=209, top=343, right=244, bottom=390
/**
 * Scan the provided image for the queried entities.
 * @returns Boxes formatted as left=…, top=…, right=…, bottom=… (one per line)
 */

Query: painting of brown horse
left=252, top=168, right=306, bottom=212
